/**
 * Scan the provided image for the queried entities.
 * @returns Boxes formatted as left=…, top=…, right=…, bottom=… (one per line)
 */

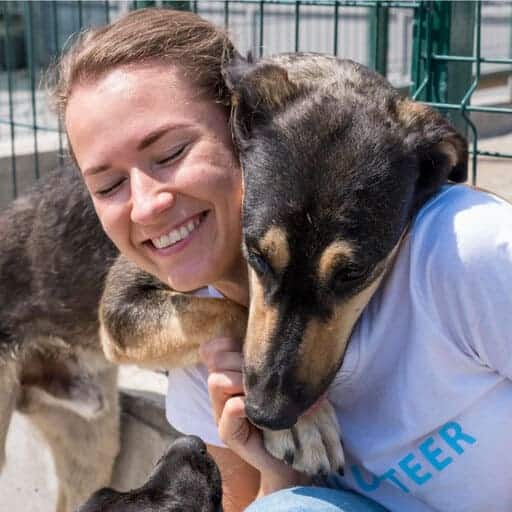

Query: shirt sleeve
left=166, top=364, right=225, bottom=447
left=414, top=186, right=512, bottom=378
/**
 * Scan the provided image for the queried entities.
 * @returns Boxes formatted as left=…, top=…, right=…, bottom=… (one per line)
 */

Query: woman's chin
left=165, top=270, right=211, bottom=293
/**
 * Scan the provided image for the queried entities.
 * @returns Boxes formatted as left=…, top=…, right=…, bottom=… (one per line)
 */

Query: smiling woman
left=48, top=8, right=271, bottom=512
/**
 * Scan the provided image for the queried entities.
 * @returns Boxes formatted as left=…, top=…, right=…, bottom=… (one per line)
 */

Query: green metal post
left=411, top=1, right=475, bottom=137
left=295, top=1, right=301, bottom=52
left=368, top=1, right=389, bottom=76
left=24, top=1, right=40, bottom=179
left=444, top=1, right=476, bottom=138
left=259, top=1, right=265, bottom=57
left=1, top=2, right=18, bottom=197
left=333, top=1, right=339, bottom=56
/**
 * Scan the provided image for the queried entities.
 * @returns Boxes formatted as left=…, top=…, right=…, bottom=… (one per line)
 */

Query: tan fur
left=259, top=227, right=290, bottom=273
left=9, top=344, right=120, bottom=512
left=100, top=295, right=247, bottom=369
left=263, top=400, right=343, bottom=474
left=398, top=99, right=467, bottom=169
left=235, top=64, right=299, bottom=111
left=297, top=272, right=385, bottom=386
left=243, top=269, right=278, bottom=369
left=0, top=361, right=19, bottom=472
left=317, top=240, right=356, bottom=282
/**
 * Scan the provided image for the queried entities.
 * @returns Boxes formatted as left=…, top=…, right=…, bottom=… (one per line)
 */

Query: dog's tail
left=0, top=359, right=19, bottom=471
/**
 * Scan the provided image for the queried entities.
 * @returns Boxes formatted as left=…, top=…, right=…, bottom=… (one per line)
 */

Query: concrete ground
left=474, top=132, right=512, bottom=202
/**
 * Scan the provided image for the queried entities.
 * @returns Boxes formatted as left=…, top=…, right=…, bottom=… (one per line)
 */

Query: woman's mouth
left=150, top=211, right=209, bottom=250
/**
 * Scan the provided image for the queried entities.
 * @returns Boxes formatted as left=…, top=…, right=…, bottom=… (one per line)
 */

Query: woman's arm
left=200, top=338, right=310, bottom=511
left=207, top=444, right=260, bottom=512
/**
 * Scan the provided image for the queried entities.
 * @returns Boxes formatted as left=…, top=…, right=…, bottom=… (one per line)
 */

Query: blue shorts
left=245, top=486, right=388, bottom=512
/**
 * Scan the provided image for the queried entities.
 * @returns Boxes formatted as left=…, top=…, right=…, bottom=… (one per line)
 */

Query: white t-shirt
left=166, top=185, right=512, bottom=512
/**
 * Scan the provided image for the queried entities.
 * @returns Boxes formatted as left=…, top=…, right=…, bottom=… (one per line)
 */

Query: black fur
left=77, top=435, right=223, bottom=512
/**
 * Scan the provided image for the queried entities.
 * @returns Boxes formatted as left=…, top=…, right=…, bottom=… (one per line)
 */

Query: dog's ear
left=223, top=55, right=300, bottom=143
left=399, top=99, right=468, bottom=202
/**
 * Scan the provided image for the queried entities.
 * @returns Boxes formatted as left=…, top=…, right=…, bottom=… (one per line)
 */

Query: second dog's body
left=0, top=168, right=120, bottom=511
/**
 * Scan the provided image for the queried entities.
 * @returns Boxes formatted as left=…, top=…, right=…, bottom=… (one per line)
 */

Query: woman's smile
left=145, top=210, right=210, bottom=254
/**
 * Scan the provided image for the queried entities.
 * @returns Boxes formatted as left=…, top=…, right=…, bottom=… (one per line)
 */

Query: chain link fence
left=1, top=0, right=511, bottom=205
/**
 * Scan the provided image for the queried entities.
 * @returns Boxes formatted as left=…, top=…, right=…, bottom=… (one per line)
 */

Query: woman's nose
left=130, top=168, right=175, bottom=225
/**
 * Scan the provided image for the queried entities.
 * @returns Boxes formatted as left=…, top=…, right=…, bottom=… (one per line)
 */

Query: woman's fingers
left=217, top=395, right=268, bottom=470
left=200, top=337, right=245, bottom=422
left=203, top=350, right=243, bottom=373
left=207, top=370, right=243, bottom=423
left=199, top=337, right=242, bottom=368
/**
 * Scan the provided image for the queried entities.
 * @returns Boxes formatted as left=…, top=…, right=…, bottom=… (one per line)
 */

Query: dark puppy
left=77, top=435, right=222, bottom=512
left=222, top=53, right=467, bottom=471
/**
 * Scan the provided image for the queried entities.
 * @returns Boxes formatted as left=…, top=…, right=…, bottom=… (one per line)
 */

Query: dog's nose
left=245, top=398, right=300, bottom=430
left=172, top=435, right=207, bottom=455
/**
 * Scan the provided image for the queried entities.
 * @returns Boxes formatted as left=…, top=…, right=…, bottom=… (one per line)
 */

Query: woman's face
left=66, top=64, right=244, bottom=295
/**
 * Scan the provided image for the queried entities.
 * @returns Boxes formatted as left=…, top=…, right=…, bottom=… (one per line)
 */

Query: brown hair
left=49, top=7, right=236, bottom=122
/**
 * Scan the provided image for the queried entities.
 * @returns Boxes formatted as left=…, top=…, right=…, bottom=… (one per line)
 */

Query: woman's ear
left=223, top=55, right=300, bottom=145
left=399, top=99, right=468, bottom=201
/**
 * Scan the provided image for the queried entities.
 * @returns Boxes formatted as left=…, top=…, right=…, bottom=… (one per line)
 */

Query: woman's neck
left=212, top=263, right=249, bottom=307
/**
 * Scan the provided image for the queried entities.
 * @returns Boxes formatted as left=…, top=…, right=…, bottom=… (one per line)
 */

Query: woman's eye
left=96, top=179, right=125, bottom=197
left=155, top=144, right=187, bottom=166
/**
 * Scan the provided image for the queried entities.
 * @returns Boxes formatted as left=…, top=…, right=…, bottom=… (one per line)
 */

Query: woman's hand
left=199, top=337, right=309, bottom=496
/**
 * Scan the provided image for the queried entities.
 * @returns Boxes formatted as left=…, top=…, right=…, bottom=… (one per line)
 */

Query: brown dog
left=0, top=168, right=121, bottom=511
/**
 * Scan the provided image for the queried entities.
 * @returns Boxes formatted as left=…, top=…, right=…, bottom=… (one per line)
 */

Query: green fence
left=1, top=0, right=511, bottom=204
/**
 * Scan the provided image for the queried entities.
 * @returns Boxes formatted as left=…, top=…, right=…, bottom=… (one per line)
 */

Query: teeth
left=152, top=215, right=202, bottom=249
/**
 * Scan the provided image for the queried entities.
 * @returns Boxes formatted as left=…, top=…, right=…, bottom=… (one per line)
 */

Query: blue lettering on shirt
left=350, top=421, right=477, bottom=494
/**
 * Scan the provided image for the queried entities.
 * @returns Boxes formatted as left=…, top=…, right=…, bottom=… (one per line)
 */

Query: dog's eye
left=332, top=264, right=369, bottom=292
left=248, top=251, right=273, bottom=277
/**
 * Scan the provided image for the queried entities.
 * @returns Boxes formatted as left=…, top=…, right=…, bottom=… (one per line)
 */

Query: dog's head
left=224, top=53, right=467, bottom=430
left=77, top=436, right=222, bottom=512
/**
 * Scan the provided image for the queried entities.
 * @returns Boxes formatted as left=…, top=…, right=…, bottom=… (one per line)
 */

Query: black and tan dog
left=77, top=435, right=222, bottom=512
left=100, top=53, right=467, bottom=476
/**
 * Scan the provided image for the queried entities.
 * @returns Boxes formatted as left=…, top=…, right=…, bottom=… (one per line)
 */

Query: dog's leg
left=262, top=400, right=344, bottom=476
left=100, top=255, right=247, bottom=368
left=19, top=359, right=120, bottom=512
left=0, top=360, right=19, bottom=472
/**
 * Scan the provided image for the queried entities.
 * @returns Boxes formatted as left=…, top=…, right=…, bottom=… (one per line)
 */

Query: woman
left=53, top=7, right=512, bottom=512
left=53, top=8, right=330, bottom=511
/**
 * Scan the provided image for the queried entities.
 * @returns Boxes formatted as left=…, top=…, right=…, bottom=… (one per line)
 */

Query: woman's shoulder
left=411, top=184, right=512, bottom=272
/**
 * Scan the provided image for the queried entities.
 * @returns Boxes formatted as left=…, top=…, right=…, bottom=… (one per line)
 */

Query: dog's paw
left=262, top=400, right=344, bottom=476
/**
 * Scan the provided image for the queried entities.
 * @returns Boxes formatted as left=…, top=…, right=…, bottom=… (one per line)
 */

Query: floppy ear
left=399, top=99, right=468, bottom=204
left=223, top=55, right=300, bottom=144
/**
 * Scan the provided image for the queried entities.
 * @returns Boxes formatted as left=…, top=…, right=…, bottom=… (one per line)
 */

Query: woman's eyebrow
left=83, top=164, right=110, bottom=177
left=137, top=123, right=189, bottom=151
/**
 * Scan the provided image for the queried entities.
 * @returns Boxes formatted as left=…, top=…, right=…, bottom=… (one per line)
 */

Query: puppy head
left=224, top=54, right=467, bottom=430
left=77, top=436, right=222, bottom=512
